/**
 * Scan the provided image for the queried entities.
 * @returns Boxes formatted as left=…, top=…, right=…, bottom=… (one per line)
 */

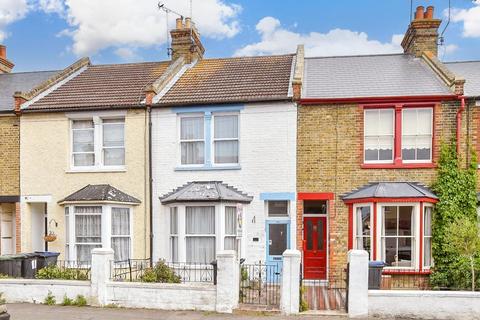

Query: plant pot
left=44, top=234, right=57, bottom=242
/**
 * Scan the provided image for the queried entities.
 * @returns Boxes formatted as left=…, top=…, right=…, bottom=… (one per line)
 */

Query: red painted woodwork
left=372, top=204, right=377, bottom=260
left=297, top=193, right=334, bottom=200
left=303, top=216, right=327, bottom=280
left=419, top=202, right=424, bottom=271
left=343, top=197, right=438, bottom=205
left=348, top=205, right=353, bottom=250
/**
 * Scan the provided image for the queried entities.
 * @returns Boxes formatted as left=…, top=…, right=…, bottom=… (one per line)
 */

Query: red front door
left=303, top=216, right=327, bottom=279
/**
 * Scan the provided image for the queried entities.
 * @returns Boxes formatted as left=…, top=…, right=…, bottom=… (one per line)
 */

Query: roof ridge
left=305, top=53, right=406, bottom=60
left=91, top=60, right=170, bottom=67
left=0, top=70, right=60, bottom=76
left=203, top=54, right=295, bottom=61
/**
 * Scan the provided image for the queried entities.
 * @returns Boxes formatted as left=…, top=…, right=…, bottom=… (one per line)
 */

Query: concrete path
left=7, top=303, right=348, bottom=320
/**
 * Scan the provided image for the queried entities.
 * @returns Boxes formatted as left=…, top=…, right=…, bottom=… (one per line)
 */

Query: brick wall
left=0, top=115, right=20, bottom=196
left=297, top=100, right=469, bottom=279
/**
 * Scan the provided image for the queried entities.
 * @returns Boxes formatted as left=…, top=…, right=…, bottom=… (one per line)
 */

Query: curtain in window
left=402, top=109, right=432, bottom=161
left=103, top=119, right=125, bottom=166
left=181, top=117, right=204, bottom=140
left=355, top=206, right=371, bottom=254
left=186, top=206, right=215, bottom=263
left=214, top=115, right=239, bottom=164
left=224, top=207, right=237, bottom=250
left=72, top=120, right=95, bottom=166
left=423, top=207, right=432, bottom=267
left=170, top=207, right=178, bottom=262
left=75, top=206, right=102, bottom=262
left=180, top=117, right=205, bottom=165
left=111, top=207, right=130, bottom=262
left=364, top=109, right=394, bottom=162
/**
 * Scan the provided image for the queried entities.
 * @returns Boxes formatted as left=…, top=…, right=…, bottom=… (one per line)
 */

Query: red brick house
left=295, top=6, right=475, bottom=282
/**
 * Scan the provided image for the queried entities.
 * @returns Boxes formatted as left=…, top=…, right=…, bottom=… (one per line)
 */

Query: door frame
left=265, top=220, right=291, bottom=265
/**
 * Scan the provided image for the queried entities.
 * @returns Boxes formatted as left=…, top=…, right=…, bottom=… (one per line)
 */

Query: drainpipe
left=456, top=96, right=466, bottom=155
left=148, top=106, right=153, bottom=263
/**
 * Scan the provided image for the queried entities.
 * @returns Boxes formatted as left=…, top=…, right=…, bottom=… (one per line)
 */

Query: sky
left=0, top=0, right=479, bottom=72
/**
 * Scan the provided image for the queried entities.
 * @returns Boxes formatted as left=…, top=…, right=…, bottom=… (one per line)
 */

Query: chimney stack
left=402, top=6, right=442, bottom=57
left=0, top=45, right=14, bottom=73
left=170, top=17, right=205, bottom=64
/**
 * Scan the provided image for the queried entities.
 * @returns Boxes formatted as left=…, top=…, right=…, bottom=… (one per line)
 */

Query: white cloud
left=0, top=0, right=30, bottom=42
left=38, top=0, right=64, bottom=14
left=445, top=44, right=459, bottom=54
left=48, top=0, right=241, bottom=56
left=114, top=47, right=138, bottom=60
left=235, top=17, right=403, bottom=57
left=451, top=1, right=480, bottom=37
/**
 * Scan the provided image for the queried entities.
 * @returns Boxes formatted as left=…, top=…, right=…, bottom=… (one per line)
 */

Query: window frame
left=422, top=204, right=433, bottom=269
left=401, top=108, right=433, bottom=164
left=363, top=109, right=395, bottom=164
left=110, top=206, right=132, bottom=262
left=70, top=115, right=126, bottom=171
left=178, top=113, right=206, bottom=167
left=102, top=118, right=126, bottom=167
left=353, top=203, right=374, bottom=260
left=361, top=104, right=436, bottom=169
left=211, top=112, right=240, bottom=166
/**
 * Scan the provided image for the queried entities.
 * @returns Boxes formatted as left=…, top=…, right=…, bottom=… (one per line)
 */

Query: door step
left=236, top=304, right=280, bottom=313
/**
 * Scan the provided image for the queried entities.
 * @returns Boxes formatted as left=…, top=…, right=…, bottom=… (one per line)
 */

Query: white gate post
left=216, top=250, right=238, bottom=313
left=90, top=248, right=114, bottom=306
left=280, top=249, right=301, bottom=315
left=348, top=249, right=369, bottom=318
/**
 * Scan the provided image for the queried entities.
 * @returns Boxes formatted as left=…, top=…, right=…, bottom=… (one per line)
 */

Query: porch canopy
left=58, top=184, right=141, bottom=205
left=160, top=181, right=253, bottom=204
left=342, top=182, right=438, bottom=203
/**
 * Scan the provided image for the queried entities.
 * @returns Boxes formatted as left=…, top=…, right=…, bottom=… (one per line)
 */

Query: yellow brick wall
left=0, top=115, right=19, bottom=196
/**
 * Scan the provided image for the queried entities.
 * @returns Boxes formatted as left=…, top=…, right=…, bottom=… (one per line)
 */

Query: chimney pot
left=425, top=6, right=434, bottom=19
left=175, top=18, right=183, bottom=29
left=415, top=6, right=425, bottom=20
left=0, top=45, right=6, bottom=59
left=185, top=17, right=191, bottom=29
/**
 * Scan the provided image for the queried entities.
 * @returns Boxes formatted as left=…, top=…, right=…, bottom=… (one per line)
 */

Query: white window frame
left=111, top=206, right=132, bottom=262
left=401, top=108, right=433, bottom=164
left=211, top=112, right=240, bottom=166
left=102, top=119, right=126, bottom=167
left=71, top=119, right=95, bottom=168
left=364, top=109, right=395, bottom=164
left=353, top=203, right=374, bottom=260
left=65, top=204, right=133, bottom=262
left=178, top=114, right=206, bottom=167
left=70, top=115, right=126, bottom=171
left=224, top=206, right=238, bottom=251
left=422, top=204, right=433, bottom=269
left=169, top=207, right=179, bottom=262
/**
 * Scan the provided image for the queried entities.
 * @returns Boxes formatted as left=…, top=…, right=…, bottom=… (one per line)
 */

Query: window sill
left=174, top=165, right=241, bottom=172
left=361, top=163, right=436, bottom=169
left=66, top=167, right=127, bottom=173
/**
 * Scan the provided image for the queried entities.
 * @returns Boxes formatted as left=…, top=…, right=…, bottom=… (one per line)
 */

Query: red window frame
left=360, top=102, right=438, bottom=169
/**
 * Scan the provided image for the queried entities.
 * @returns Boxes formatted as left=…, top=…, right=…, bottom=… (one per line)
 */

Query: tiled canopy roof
left=302, top=54, right=453, bottom=99
left=342, top=182, right=438, bottom=201
left=158, top=55, right=294, bottom=106
left=160, top=181, right=253, bottom=204
left=59, top=184, right=141, bottom=204
left=445, top=61, right=480, bottom=97
left=26, top=62, right=170, bottom=111
left=0, top=70, right=59, bottom=112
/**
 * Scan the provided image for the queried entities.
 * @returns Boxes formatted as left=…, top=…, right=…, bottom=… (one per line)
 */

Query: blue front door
left=266, top=221, right=290, bottom=275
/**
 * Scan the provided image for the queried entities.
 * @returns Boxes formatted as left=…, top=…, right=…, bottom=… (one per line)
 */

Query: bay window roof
left=58, top=184, right=141, bottom=204
left=160, top=181, right=253, bottom=204
left=342, top=182, right=437, bottom=201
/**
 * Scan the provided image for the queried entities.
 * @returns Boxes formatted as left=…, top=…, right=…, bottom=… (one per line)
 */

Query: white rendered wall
left=151, top=102, right=297, bottom=263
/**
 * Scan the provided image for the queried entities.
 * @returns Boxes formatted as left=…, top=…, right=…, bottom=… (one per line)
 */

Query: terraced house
left=0, top=46, right=60, bottom=255
left=295, top=5, right=476, bottom=282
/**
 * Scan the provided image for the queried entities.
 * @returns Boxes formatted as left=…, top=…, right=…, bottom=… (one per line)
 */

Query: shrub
left=73, top=295, right=87, bottom=307
left=299, top=286, right=308, bottom=312
left=44, top=291, right=56, bottom=305
left=36, top=265, right=89, bottom=281
left=0, top=274, right=9, bottom=279
left=0, top=293, right=6, bottom=305
left=140, top=260, right=181, bottom=283
left=61, top=295, right=73, bottom=306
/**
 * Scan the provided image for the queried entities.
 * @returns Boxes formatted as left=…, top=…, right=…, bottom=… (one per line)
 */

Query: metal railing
left=36, top=260, right=92, bottom=280
left=300, top=267, right=348, bottom=311
left=239, top=262, right=282, bottom=308
left=111, top=259, right=216, bottom=284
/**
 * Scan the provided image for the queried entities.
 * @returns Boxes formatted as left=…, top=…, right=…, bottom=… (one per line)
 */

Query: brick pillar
left=15, top=202, right=21, bottom=253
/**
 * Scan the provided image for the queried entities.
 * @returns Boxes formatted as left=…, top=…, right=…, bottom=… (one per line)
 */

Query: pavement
left=6, top=303, right=349, bottom=320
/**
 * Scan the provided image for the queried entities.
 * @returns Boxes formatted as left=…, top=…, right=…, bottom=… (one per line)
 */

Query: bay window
left=363, top=105, right=434, bottom=167
left=71, top=117, right=125, bottom=169
left=180, top=116, right=205, bottom=165
left=185, top=206, right=215, bottom=263
left=224, top=206, right=237, bottom=250
left=423, top=206, right=433, bottom=268
left=65, top=205, right=132, bottom=262
left=382, top=206, right=414, bottom=268
left=354, top=205, right=372, bottom=257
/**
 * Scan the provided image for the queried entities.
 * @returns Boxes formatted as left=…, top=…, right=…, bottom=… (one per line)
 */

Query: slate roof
left=26, top=61, right=170, bottom=111
left=158, top=55, right=294, bottom=106
left=302, top=54, right=453, bottom=99
left=0, top=70, right=59, bottom=112
left=445, top=61, right=480, bottom=97
left=160, top=181, right=253, bottom=204
left=59, top=184, right=141, bottom=204
left=342, top=182, right=438, bottom=200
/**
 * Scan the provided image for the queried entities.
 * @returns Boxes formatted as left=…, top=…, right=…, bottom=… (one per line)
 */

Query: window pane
left=224, top=237, right=237, bottom=251
left=417, top=109, right=433, bottom=135
left=73, top=130, right=94, bottom=152
left=398, top=206, right=413, bottom=236
left=75, top=215, right=101, bottom=243
left=402, top=109, right=417, bottom=135
left=74, top=154, right=95, bottom=166
left=112, top=237, right=130, bottom=261
left=225, top=207, right=236, bottom=235
left=77, top=244, right=101, bottom=262
left=364, top=110, right=378, bottom=136
left=384, top=237, right=397, bottom=266
left=383, top=206, right=397, bottom=236
left=72, top=120, right=94, bottom=129
left=103, top=121, right=124, bottom=147
left=268, top=201, right=289, bottom=217
left=378, top=110, right=394, bottom=135
left=357, top=237, right=371, bottom=253
left=416, top=136, right=431, bottom=160
left=317, top=219, right=324, bottom=250
left=356, top=206, right=371, bottom=237
left=170, top=236, right=178, bottom=262
left=186, top=207, right=215, bottom=234
left=186, top=237, right=215, bottom=263
left=397, top=237, right=412, bottom=267
left=378, top=136, right=393, bottom=161
left=303, top=201, right=327, bottom=214
left=181, top=117, right=204, bottom=140
left=104, top=148, right=125, bottom=166
left=170, top=207, right=178, bottom=235
left=181, top=142, right=205, bottom=165
left=306, top=220, right=313, bottom=250
left=112, top=208, right=130, bottom=236
left=214, top=140, right=239, bottom=164
left=424, top=207, right=432, bottom=237
left=424, top=237, right=432, bottom=267
left=214, top=115, right=238, bottom=139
